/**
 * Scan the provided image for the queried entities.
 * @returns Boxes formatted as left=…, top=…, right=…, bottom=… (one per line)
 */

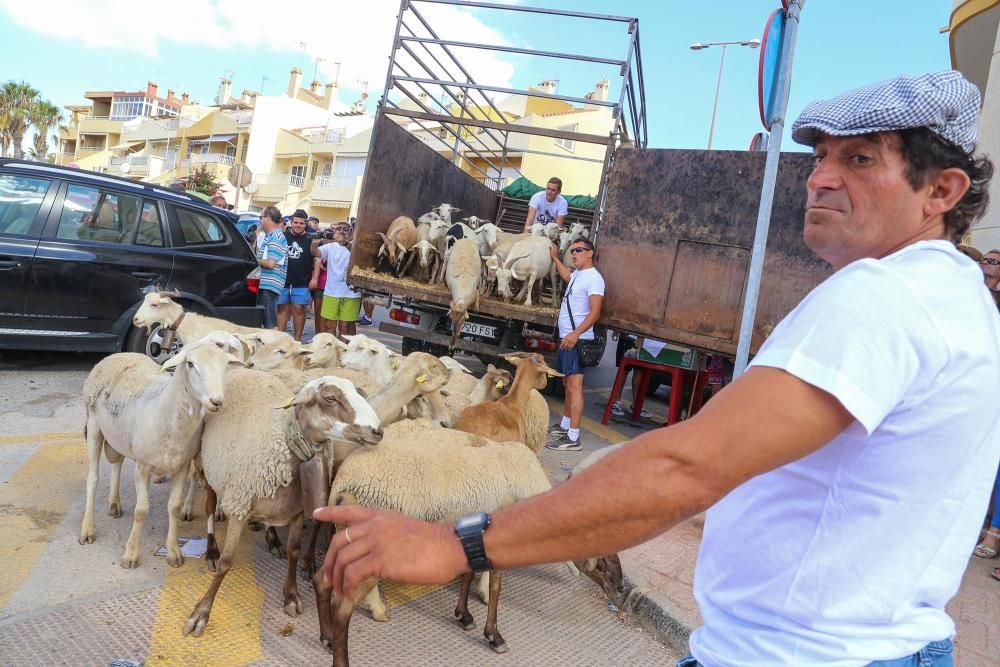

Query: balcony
left=78, top=116, right=125, bottom=134
left=106, top=154, right=166, bottom=179
left=254, top=173, right=307, bottom=201
left=311, top=175, right=360, bottom=204
left=229, top=110, right=253, bottom=126
left=190, top=153, right=235, bottom=166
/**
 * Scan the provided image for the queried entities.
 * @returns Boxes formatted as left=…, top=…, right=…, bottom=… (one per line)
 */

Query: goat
left=494, top=236, right=556, bottom=306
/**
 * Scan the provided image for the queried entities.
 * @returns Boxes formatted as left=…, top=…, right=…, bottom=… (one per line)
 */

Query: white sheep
left=339, top=334, right=397, bottom=386
left=313, top=418, right=553, bottom=662
left=183, top=370, right=382, bottom=638
left=495, top=236, right=556, bottom=306
left=132, top=292, right=278, bottom=353
left=399, top=238, right=441, bottom=282
left=558, top=222, right=590, bottom=253
left=445, top=238, right=482, bottom=350
left=79, top=339, right=240, bottom=568
left=304, top=333, right=349, bottom=369
left=433, top=202, right=461, bottom=224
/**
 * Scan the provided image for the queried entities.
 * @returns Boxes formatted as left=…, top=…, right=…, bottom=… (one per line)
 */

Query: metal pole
left=733, top=0, right=802, bottom=377
left=707, top=44, right=727, bottom=150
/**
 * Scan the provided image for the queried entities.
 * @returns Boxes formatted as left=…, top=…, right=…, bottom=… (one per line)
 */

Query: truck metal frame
left=348, top=0, right=647, bottom=359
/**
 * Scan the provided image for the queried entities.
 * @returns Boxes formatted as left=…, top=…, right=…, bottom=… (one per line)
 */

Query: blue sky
left=0, top=1, right=953, bottom=152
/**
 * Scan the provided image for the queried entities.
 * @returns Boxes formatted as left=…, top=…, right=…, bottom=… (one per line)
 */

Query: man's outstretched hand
left=313, top=504, right=469, bottom=598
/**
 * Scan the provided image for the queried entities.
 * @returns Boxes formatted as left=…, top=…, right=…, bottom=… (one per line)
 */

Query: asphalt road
left=0, top=311, right=682, bottom=665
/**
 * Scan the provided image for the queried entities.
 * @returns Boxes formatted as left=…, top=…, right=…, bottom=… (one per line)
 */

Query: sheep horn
left=159, top=288, right=182, bottom=298
left=504, top=253, right=530, bottom=270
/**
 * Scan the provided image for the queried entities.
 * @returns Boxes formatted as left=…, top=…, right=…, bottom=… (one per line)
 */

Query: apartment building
left=57, top=69, right=375, bottom=223
left=397, top=78, right=615, bottom=197
left=949, top=0, right=1000, bottom=249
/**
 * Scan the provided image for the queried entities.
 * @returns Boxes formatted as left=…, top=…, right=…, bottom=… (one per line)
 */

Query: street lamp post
left=690, top=38, right=761, bottom=149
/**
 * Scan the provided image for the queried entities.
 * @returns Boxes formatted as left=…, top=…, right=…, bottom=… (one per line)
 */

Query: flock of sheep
left=371, top=203, right=591, bottom=347
left=76, top=291, right=618, bottom=666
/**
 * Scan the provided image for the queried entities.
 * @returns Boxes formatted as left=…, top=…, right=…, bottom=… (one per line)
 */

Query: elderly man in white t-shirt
left=523, top=176, right=568, bottom=232
left=315, top=71, right=1000, bottom=667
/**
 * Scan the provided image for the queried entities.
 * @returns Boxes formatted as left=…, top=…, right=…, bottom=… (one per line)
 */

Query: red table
left=601, top=355, right=708, bottom=426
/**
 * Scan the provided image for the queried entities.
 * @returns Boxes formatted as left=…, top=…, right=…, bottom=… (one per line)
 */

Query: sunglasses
left=982, top=257, right=1000, bottom=266
left=569, top=246, right=591, bottom=254
left=333, top=227, right=350, bottom=233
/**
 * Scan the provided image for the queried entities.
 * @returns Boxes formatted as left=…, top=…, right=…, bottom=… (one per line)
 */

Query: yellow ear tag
left=496, top=380, right=504, bottom=389
left=415, top=374, right=427, bottom=384
left=392, top=357, right=400, bottom=370
left=280, top=396, right=295, bottom=409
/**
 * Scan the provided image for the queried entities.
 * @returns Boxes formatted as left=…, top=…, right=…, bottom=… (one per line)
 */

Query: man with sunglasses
left=545, top=238, right=603, bottom=451
left=315, top=72, right=1000, bottom=667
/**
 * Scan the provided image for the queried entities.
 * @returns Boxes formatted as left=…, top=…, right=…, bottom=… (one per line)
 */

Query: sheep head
left=417, top=210, right=443, bottom=226
left=406, top=390, right=451, bottom=427
left=503, top=352, right=563, bottom=390
left=291, top=376, right=383, bottom=448
left=304, top=332, right=348, bottom=369
left=434, top=203, right=460, bottom=223
left=161, top=340, right=242, bottom=414
left=133, top=292, right=185, bottom=332
left=197, top=331, right=250, bottom=363
left=413, top=239, right=440, bottom=268
left=341, top=334, right=395, bottom=385
left=575, top=554, right=625, bottom=608
left=475, top=223, right=499, bottom=252
left=483, top=363, right=513, bottom=398
left=559, top=222, right=590, bottom=252
left=247, top=334, right=311, bottom=371
left=396, top=352, right=449, bottom=394
left=439, top=355, right=472, bottom=377
left=428, top=219, right=450, bottom=244
left=495, top=253, right=530, bottom=300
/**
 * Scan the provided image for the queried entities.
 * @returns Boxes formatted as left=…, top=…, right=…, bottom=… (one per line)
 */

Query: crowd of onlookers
left=248, top=206, right=375, bottom=342
left=961, top=243, right=1000, bottom=583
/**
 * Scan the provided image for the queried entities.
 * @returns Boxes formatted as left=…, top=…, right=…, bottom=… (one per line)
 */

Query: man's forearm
left=485, top=425, right=718, bottom=568
left=573, top=310, right=601, bottom=337
left=259, top=258, right=277, bottom=269
left=553, top=259, right=571, bottom=283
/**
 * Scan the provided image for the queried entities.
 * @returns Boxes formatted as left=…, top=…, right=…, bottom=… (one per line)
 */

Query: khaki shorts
left=321, top=296, right=362, bottom=321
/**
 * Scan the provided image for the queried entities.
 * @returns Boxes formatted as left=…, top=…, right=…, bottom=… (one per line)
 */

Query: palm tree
left=0, top=81, right=40, bottom=159
left=28, top=99, right=62, bottom=161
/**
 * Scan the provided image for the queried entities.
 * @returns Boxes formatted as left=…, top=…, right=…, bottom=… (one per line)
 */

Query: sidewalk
left=616, top=517, right=1000, bottom=664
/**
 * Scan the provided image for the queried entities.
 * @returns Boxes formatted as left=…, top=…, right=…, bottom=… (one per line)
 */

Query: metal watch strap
left=455, top=513, right=492, bottom=572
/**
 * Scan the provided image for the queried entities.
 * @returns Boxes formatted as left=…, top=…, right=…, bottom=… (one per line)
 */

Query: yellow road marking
left=147, top=496, right=263, bottom=667
left=543, top=396, right=633, bottom=445
left=0, top=439, right=86, bottom=610
left=0, top=431, right=81, bottom=446
left=382, top=580, right=444, bottom=608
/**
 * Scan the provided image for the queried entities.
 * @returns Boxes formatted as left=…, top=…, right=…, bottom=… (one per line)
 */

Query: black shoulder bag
left=564, top=276, right=607, bottom=367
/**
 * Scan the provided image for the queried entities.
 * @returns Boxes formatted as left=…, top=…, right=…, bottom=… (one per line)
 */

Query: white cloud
left=0, top=0, right=516, bottom=101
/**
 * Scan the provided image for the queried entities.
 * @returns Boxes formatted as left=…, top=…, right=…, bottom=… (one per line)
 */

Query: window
left=290, top=165, right=306, bottom=188
left=310, top=159, right=319, bottom=180
left=225, top=145, right=237, bottom=159
left=175, top=207, right=224, bottom=245
left=56, top=184, right=142, bottom=244
left=135, top=201, right=164, bottom=247
left=0, top=175, right=50, bottom=235
left=110, top=95, right=152, bottom=120
left=554, top=123, right=578, bottom=153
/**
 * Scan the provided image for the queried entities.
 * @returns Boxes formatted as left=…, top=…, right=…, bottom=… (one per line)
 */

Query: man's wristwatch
left=454, top=512, right=492, bottom=572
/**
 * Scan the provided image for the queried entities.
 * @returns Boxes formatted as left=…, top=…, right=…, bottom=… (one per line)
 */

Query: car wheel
left=124, top=324, right=181, bottom=364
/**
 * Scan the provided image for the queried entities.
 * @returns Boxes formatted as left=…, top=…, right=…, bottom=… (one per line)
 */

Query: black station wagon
left=0, top=159, right=262, bottom=358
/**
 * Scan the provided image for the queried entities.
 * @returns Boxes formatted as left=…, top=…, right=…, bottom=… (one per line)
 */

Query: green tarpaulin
left=501, top=177, right=597, bottom=210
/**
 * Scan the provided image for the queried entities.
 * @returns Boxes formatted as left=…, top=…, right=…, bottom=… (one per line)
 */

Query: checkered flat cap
left=791, top=71, right=980, bottom=154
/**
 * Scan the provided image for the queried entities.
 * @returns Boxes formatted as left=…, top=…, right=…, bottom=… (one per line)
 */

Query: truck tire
left=124, top=324, right=181, bottom=365
left=401, top=336, right=423, bottom=356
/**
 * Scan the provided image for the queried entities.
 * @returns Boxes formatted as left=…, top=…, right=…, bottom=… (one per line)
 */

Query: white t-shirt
left=689, top=241, right=1000, bottom=667
left=558, top=267, right=605, bottom=339
left=318, top=242, right=360, bottom=299
left=529, top=190, right=568, bottom=226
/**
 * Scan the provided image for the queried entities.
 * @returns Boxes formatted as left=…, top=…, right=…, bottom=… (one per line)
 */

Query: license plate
left=461, top=322, right=497, bottom=338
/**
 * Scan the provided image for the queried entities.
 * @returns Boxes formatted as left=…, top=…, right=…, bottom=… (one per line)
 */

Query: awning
left=110, top=140, right=145, bottom=151
left=310, top=199, right=352, bottom=208
left=188, top=134, right=237, bottom=145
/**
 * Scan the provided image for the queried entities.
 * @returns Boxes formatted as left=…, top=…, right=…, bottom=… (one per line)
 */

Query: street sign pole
left=733, top=0, right=802, bottom=377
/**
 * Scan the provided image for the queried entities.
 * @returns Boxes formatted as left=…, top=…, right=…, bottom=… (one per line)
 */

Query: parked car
left=235, top=211, right=259, bottom=239
left=0, top=160, right=263, bottom=361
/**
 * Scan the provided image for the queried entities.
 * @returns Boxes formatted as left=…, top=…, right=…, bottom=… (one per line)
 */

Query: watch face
left=456, top=512, right=488, bottom=533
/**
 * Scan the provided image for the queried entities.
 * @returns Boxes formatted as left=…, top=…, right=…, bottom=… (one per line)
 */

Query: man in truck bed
left=317, top=71, right=1000, bottom=667
left=523, top=176, right=568, bottom=231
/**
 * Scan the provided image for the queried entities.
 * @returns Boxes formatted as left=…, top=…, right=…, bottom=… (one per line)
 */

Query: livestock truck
left=347, top=2, right=829, bottom=364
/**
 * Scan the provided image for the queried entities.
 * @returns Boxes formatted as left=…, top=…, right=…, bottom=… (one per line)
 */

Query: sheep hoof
left=320, top=635, right=334, bottom=654
left=283, top=595, right=303, bottom=617
left=152, top=474, right=168, bottom=484
left=167, top=552, right=185, bottom=568
left=249, top=521, right=263, bottom=532
left=108, top=503, right=122, bottom=518
left=120, top=555, right=140, bottom=569
left=79, top=531, right=96, bottom=545
left=454, top=609, right=475, bottom=630
left=488, top=638, right=509, bottom=654
left=183, top=609, right=209, bottom=637
left=370, top=608, right=390, bottom=623
left=206, top=555, right=218, bottom=572
left=215, top=509, right=227, bottom=523
left=180, top=509, right=194, bottom=522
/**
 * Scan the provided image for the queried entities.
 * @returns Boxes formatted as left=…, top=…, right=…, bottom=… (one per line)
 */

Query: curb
left=618, top=562, right=696, bottom=656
